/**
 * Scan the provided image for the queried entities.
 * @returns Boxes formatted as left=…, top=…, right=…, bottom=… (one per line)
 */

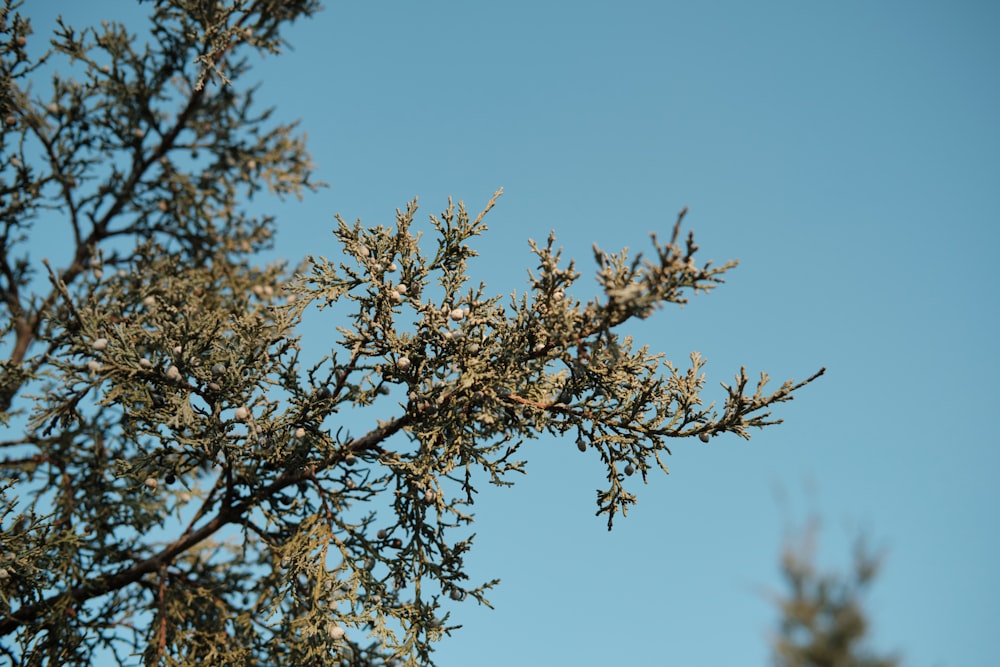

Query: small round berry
left=172, top=345, right=182, bottom=356
left=151, top=393, right=165, bottom=408
left=624, top=464, right=635, bottom=476
left=328, top=624, right=345, bottom=640
left=423, top=489, right=434, bottom=502
left=4, top=115, right=15, bottom=127
left=344, top=453, right=356, bottom=466
left=449, top=308, right=465, bottom=321
left=86, top=360, right=101, bottom=373
left=165, top=365, right=181, bottom=381
left=294, top=427, right=306, bottom=439
left=16, top=36, right=26, bottom=47
left=396, top=356, right=411, bottom=371
left=394, top=283, right=407, bottom=294
left=450, top=589, right=464, bottom=601
left=144, top=477, right=158, bottom=490
left=699, top=433, right=711, bottom=443
left=142, top=295, right=156, bottom=308
left=576, top=439, right=587, bottom=452
left=212, top=363, right=226, bottom=377
left=91, top=337, right=109, bottom=351
left=164, top=473, right=176, bottom=485
left=234, top=406, right=250, bottom=421
left=139, top=357, right=153, bottom=369
left=387, top=262, right=398, bottom=272
left=390, top=538, right=402, bottom=549
left=377, top=529, right=388, bottom=540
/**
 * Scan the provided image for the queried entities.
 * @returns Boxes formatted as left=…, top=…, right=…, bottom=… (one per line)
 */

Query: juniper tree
left=0, top=1, right=824, bottom=665
left=770, top=527, right=900, bottom=667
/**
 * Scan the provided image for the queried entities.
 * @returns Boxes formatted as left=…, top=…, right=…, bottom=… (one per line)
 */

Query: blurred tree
left=0, top=1, right=823, bottom=664
left=770, top=526, right=900, bottom=667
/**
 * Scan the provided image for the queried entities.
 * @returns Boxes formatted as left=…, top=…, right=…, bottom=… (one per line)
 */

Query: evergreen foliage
left=0, top=1, right=823, bottom=664
left=771, top=528, right=900, bottom=667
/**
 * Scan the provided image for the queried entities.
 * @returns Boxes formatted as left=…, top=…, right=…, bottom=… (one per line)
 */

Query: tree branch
left=0, top=413, right=411, bottom=636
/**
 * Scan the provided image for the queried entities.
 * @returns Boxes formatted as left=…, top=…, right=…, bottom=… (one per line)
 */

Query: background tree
left=0, top=1, right=823, bottom=665
left=770, top=524, right=900, bottom=667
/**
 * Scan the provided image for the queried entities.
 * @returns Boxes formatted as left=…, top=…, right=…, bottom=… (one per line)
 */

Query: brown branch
left=0, top=413, right=411, bottom=636
left=0, top=66, right=210, bottom=412
left=155, top=568, right=167, bottom=664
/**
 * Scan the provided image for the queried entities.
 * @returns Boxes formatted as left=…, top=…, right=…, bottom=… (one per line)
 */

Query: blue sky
left=20, top=1, right=1000, bottom=665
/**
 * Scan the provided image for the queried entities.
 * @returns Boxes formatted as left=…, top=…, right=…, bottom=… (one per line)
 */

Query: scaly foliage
left=0, top=1, right=823, bottom=664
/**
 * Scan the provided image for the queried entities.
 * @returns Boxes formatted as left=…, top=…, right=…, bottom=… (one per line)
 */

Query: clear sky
left=20, top=1, right=1000, bottom=665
